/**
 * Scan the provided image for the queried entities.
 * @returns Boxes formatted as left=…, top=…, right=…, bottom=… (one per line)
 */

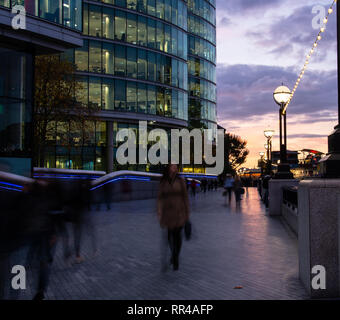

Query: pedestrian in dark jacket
left=157, top=164, right=190, bottom=271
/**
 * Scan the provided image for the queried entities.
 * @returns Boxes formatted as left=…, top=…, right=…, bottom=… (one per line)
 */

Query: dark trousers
left=226, top=187, right=232, bottom=202
left=168, top=227, right=183, bottom=267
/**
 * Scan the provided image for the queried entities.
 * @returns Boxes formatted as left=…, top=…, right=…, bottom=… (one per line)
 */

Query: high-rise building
left=187, top=0, right=216, bottom=135
left=2, top=0, right=217, bottom=174
left=0, top=0, right=83, bottom=176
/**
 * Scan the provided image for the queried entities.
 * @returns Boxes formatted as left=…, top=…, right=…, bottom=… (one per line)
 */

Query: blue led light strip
left=0, top=185, right=23, bottom=192
left=33, top=174, right=100, bottom=180
left=0, top=181, right=24, bottom=189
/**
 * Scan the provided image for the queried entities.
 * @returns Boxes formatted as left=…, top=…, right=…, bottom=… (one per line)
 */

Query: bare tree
left=34, top=55, right=99, bottom=167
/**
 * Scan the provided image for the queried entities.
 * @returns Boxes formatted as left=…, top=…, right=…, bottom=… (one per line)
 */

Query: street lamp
left=259, top=152, right=265, bottom=175
left=273, top=85, right=293, bottom=179
left=264, top=129, right=274, bottom=174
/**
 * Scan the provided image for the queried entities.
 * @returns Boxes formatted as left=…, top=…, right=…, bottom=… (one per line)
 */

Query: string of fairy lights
left=283, top=0, right=337, bottom=114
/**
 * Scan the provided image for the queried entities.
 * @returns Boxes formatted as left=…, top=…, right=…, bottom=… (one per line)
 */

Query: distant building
left=271, top=150, right=299, bottom=168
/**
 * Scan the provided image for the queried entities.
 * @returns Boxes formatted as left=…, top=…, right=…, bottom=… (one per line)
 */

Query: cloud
left=217, top=63, right=337, bottom=123
left=217, top=0, right=281, bottom=14
left=218, top=16, right=232, bottom=26
left=250, top=4, right=337, bottom=61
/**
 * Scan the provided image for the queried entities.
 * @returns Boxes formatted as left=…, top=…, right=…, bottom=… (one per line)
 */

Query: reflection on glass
left=137, top=83, right=146, bottom=113
left=137, top=49, right=147, bottom=80
left=127, top=82, right=137, bottom=112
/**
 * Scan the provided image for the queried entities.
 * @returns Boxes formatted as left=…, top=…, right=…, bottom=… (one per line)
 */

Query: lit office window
left=89, top=41, right=102, bottom=73
left=75, top=40, right=88, bottom=72
left=102, top=78, right=115, bottom=110
left=102, top=7, right=114, bottom=39
left=147, top=0, right=156, bottom=17
left=156, top=0, right=164, bottom=19
left=63, top=0, right=82, bottom=30
left=127, top=82, right=137, bottom=112
left=102, top=43, right=114, bottom=74
left=156, top=21, right=164, bottom=51
left=89, top=77, right=101, bottom=109
left=115, top=10, right=126, bottom=41
left=83, top=3, right=89, bottom=35
left=137, top=16, right=147, bottom=47
left=127, top=13, right=137, bottom=44
left=114, top=45, right=126, bottom=76
left=157, top=87, right=165, bottom=116
left=89, top=5, right=101, bottom=37
left=39, top=0, right=62, bottom=24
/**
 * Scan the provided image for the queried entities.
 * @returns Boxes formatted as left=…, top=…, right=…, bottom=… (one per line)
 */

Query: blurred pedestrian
left=223, top=174, right=234, bottom=204
left=262, top=174, right=271, bottom=208
left=157, top=164, right=190, bottom=271
left=233, top=176, right=243, bottom=207
left=190, top=179, right=197, bottom=197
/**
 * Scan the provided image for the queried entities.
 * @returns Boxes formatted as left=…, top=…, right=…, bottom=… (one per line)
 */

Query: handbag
left=184, top=221, right=192, bottom=240
left=240, top=187, right=245, bottom=195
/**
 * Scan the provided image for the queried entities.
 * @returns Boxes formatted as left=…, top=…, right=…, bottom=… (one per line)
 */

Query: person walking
left=190, top=179, right=197, bottom=197
left=233, top=175, right=243, bottom=208
left=262, top=174, right=271, bottom=208
left=223, top=174, right=234, bottom=204
left=157, top=164, right=190, bottom=271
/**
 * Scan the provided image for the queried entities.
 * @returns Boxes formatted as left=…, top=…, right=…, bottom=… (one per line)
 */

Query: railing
left=282, top=186, right=298, bottom=211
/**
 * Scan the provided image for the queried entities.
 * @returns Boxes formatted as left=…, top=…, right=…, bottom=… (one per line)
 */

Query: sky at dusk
left=215, top=0, right=338, bottom=168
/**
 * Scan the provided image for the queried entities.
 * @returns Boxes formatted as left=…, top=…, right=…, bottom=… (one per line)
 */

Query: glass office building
left=34, top=0, right=217, bottom=173
left=0, top=0, right=82, bottom=30
left=187, top=0, right=217, bottom=136
left=0, top=1, right=83, bottom=175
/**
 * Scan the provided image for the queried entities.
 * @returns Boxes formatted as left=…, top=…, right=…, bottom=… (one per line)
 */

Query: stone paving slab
left=8, top=187, right=308, bottom=300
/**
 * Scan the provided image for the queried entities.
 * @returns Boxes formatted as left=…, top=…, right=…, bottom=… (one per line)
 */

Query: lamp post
left=264, top=129, right=274, bottom=174
left=259, top=151, right=265, bottom=175
left=273, top=85, right=293, bottom=179
left=319, top=0, right=340, bottom=178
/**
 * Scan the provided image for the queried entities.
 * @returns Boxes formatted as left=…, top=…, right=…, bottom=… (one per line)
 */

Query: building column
left=106, top=121, right=113, bottom=173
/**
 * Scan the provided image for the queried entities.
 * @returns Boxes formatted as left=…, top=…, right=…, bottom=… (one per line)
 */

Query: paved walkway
left=13, top=187, right=308, bottom=300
